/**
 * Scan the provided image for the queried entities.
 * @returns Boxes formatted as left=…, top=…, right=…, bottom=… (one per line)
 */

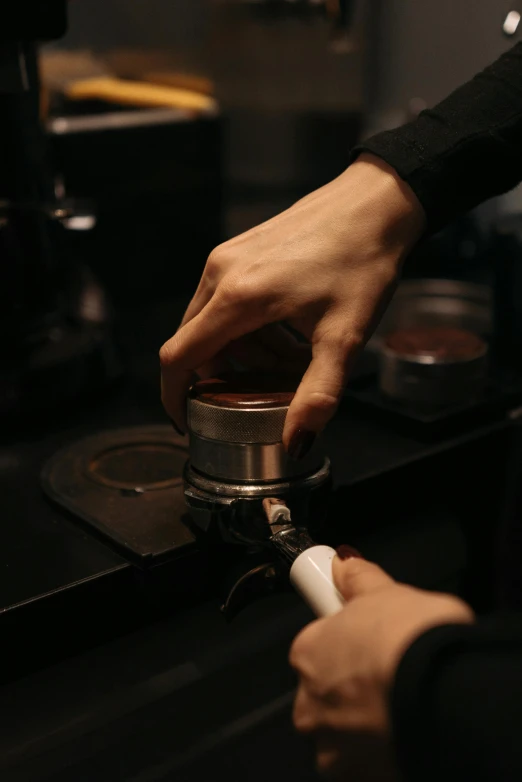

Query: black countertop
left=2, top=324, right=513, bottom=614
left=1, top=587, right=317, bottom=782
left=1, top=296, right=515, bottom=673
left=1, top=293, right=518, bottom=781
left=2, top=139, right=517, bottom=776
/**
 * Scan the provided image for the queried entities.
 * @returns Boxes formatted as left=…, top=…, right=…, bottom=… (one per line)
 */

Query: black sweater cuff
left=391, top=618, right=522, bottom=782
left=351, top=43, right=522, bottom=234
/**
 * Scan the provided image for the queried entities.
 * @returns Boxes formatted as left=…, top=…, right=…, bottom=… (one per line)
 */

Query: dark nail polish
left=336, top=545, right=363, bottom=560
left=169, top=417, right=185, bottom=436
left=288, top=428, right=316, bottom=460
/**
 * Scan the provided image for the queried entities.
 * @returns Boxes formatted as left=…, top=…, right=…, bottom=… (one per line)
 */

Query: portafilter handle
left=268, top=513, right=344, bottom=617
left=290, top=545, right=345, bottom=617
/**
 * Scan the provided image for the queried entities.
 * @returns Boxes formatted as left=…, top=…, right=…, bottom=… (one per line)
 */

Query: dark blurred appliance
left=47, top=103, right=223, bottom=307
left=0, top=4, right=118, bottom=420
left=209, top=0, right=359, bottom=194
left=214, top=0, right=354, bottom=34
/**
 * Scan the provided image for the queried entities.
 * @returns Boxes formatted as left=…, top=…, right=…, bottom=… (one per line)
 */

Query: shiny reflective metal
left=184, top=388, right=331, bottom=543
left=379, top=341, right=489, bottom=408
left=369, top=279, right=492, bottom=351
left=351, top=279, right=492, bottom=383
left=187, top=388, right=325, bottom=483
left=188, top=397, right=288, bottom=444
left=48, top=107, right=214, bottom=135
left=189, top=433, right=324, bottom=482
left=185, top=456, right=331, bottom=499
left=184, top=457, right=331, bottom=547
left=267, top=504, right=317, bottom=564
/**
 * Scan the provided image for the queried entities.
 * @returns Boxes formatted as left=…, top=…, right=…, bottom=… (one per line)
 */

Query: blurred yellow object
left=142, top=71, right=214, bottom=97
left=65, top=77, right=217, bottom=114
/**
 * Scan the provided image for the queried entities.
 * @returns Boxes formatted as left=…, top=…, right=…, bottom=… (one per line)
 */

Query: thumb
left=332, top=555, right=395, bottom=601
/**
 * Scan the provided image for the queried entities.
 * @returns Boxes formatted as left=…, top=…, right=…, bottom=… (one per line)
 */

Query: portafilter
left=184, top=374, right=344, bottom=617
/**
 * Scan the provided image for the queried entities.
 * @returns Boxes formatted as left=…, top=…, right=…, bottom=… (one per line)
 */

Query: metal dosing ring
left=184, top=457, right=331, bottom=499
left=187, top=374, right=323, bottom=483
left=188, top=398, right=288, bottom=444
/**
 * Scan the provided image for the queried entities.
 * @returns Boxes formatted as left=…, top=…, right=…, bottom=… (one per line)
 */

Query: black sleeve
left=351, top=43, right=522, bottom=233
left=391, top=618, right=522, bottom=782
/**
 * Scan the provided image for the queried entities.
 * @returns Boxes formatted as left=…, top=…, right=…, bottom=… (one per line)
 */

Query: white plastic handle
left=289, top=545, right=345, bottom=617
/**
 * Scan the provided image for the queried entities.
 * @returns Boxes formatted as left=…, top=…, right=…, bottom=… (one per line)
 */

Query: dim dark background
left=2, top=3, right=522, bottom=781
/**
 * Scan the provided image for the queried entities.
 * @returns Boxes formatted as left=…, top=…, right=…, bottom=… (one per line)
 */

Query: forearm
left=391, top=618, right=522, bottom=782
left=353, top=43, right=522, bottom=233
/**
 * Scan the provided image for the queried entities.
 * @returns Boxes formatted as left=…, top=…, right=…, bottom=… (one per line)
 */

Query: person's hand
left=160, top=153, right=425, bottom=456
left=290, top=554, right=474, bottom=779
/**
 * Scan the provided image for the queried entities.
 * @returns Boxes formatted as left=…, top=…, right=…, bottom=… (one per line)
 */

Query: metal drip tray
left=41, top=426, right=195, bottom=562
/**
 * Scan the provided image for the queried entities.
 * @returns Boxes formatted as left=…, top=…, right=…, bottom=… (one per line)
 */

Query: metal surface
left=188, top=397, right=289, bottom=444
left=187, top=378, right=326, bottom=484
left=184, top=455, right=331, bottom=553
left=379, top=346, right=489, bottom=408
left=189, top=432, right=324, bottom=482
left=210, top=497, right=332, bottom=618
left=369, top=279, right=492, bottom=351
left=271, top=525, right=316, bottom=565
left=42, top=426, right=194, bottom=560
left=185, top=458, right=331, bottom=500
left=48, top=107, right=210, bottom=134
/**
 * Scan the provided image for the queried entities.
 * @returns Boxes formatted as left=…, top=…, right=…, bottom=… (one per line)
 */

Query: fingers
left=179, top=288, right=212, bottom=330
left=332, top=556, right=394, bottom=601
left=159, top=293, right=267, bottom=429
left=292, top=684, right=316, bottom=734
left=283, top=328, right=362, bottom=457
left=178, top=242, right=232, bottom=330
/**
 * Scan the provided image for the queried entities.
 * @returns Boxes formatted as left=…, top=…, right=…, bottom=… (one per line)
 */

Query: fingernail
left=169, top=417, right=185, bottom=436
left=288, top=428, right=316, bottom=460
left=336, top=545, right=363, bottom=560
